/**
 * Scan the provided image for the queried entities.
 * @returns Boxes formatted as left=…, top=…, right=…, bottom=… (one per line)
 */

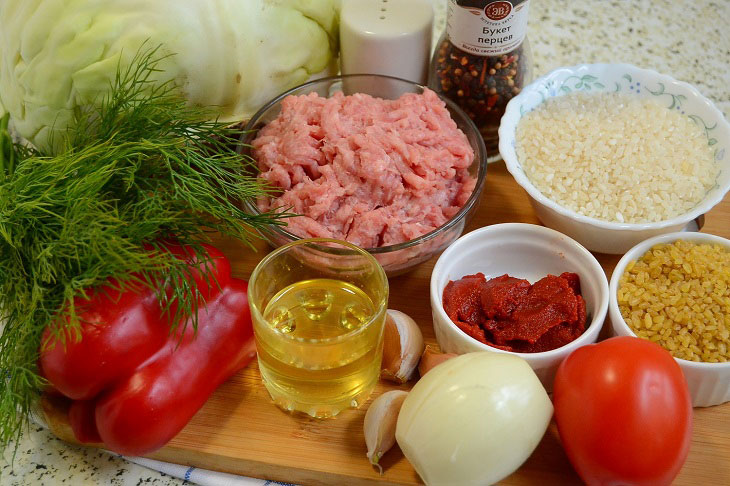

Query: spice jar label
left=446, top=0, right=530, bottom=57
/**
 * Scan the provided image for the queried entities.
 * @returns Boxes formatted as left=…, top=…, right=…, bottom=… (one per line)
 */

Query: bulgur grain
left=618, top=240, right=730, bottom=362
left=515, top=92, right=718, bottom=223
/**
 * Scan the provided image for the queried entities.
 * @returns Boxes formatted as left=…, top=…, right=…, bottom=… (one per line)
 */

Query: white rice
left=515, top=92, right=718, bottom=223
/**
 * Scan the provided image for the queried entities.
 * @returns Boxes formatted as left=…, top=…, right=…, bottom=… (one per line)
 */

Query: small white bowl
left=430, top=223, right=609, bottom=390
left=499, top=63, right=730, bottom=254
left=609, top=232, right=730, bottom=407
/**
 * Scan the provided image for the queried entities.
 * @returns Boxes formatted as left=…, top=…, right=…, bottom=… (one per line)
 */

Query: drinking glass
left=248, top=238, right=389, bottom=418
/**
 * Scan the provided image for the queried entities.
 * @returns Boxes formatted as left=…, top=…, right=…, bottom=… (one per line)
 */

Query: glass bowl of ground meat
left=430, top=223, right=609, bottom=390
left=239, top=74, right=488, bottom=276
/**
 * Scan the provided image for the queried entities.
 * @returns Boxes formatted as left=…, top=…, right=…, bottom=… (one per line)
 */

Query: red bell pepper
left=96, top=279, right=254, bottom=455
left=68, top=399, right=102, bottom=443
left=39, top=279, right=166, bottom=400
left=39, top=244, right=256, bottom=456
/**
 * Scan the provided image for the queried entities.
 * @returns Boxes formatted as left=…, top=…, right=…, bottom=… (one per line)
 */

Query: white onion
left=395, top=352, right=553, bottom=485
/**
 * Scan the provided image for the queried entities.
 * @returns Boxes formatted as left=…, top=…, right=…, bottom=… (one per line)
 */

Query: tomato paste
left=442, top=272, right=587, bottom=353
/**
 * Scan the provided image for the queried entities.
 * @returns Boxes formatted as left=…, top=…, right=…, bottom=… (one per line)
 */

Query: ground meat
left=252, top=88, right=476, bottom=248
left=442, top=272, right=587, bottom=353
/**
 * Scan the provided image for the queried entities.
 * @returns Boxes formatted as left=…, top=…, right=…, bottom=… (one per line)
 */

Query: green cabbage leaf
left=0, top=0, right=339, bottom=152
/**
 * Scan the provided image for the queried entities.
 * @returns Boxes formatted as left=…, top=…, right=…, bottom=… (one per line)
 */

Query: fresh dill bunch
left=0, top=46, right=284, bottom=454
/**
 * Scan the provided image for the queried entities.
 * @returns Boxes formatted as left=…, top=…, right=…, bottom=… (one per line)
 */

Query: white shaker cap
left=340, top=0, right=434, bottom=84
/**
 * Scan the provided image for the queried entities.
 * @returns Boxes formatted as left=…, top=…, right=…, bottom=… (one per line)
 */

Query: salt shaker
left=340, top=0, right=434, bottom=85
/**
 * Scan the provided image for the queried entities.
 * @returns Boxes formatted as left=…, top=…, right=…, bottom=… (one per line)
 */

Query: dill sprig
left=0, top=46, right=282, bottom=455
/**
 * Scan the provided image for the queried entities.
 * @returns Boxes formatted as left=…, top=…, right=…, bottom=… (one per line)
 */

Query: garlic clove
left=364, top=389, right=409, bottom=473
left=418, top=345, right=458, bottom=377
left=380, top=309, right=425, bottom=384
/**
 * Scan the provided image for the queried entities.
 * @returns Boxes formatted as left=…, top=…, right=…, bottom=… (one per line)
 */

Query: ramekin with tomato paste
left=429, top=223, right=610, bottom=390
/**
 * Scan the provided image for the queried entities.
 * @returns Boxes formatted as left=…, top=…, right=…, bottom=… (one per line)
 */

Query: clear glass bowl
left=239, top=74, right=488, bottom=277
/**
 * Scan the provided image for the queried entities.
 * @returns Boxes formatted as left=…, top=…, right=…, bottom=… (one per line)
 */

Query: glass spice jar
left=429, top=0, right=532, bottom=160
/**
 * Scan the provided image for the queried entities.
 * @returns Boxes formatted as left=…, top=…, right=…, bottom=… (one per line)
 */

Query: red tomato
left=553, top=336, right=692, bottom=486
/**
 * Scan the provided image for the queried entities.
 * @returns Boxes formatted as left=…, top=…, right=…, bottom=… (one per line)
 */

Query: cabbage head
left=0, top=0, right=339, bottom=152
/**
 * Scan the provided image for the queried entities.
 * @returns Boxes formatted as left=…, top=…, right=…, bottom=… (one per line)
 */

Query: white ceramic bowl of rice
left=499, top=63, right=730, bottom=254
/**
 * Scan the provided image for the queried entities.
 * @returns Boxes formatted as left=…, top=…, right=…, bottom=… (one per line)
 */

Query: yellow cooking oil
left=255, top=278, right=385, bottom=418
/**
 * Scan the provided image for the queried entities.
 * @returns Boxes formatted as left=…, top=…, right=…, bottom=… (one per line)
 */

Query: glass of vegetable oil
left=248, top=238, right=389, bottom=418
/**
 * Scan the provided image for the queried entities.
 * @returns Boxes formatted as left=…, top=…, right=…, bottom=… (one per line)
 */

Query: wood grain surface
left=48, top=161, right=730, bottom=485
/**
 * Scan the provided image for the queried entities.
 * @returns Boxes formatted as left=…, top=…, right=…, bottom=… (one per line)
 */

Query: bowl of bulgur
left=609, top=232, right=730, bottom=407
left=499, top=63, right=730, bottom=254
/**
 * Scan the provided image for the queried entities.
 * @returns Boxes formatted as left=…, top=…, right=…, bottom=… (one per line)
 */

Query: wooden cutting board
left=45, top=161, right=730, bottom=486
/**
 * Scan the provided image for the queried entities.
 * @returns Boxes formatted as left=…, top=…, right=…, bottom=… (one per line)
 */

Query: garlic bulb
left=395, top=353, right=553, bottom=486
